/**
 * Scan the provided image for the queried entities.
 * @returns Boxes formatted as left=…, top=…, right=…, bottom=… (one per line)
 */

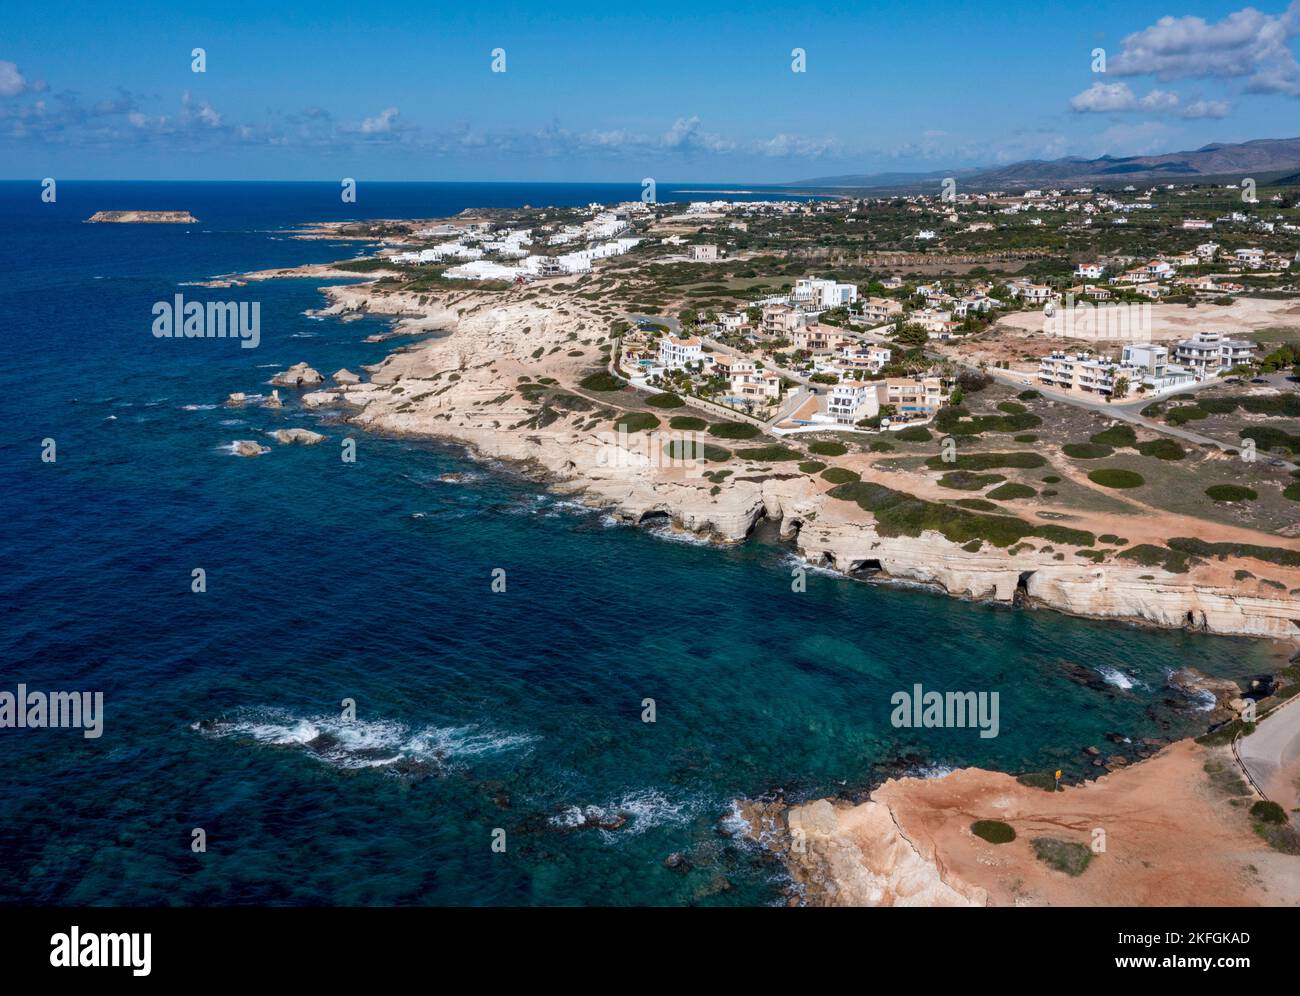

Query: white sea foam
left=549, top=788, right=700, bottom=838
left=182, top=403, right=218, bottom=411
left=193, top=707, right=537, bottom=771
left=1097, top=666, right=1136, bottom=691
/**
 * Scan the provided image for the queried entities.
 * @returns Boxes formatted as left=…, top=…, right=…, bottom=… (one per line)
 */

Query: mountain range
left=793, top=137, right=1300, bottom=193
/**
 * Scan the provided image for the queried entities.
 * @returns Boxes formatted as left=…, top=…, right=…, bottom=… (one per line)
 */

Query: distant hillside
left=794, top=137, right=1300, bottom=193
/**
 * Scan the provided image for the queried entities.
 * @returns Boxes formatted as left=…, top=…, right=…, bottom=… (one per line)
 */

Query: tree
left=1112, top=375, right=1129, bottom=400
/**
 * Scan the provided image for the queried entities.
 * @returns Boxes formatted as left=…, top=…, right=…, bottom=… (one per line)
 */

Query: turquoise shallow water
left=0, top=181, right=1277, bottom=906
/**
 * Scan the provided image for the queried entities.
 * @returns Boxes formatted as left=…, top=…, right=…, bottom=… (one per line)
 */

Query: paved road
left=1236, top=695, right=1300, bottom=819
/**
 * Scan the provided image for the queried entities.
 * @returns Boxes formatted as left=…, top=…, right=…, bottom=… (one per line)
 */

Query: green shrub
left=828, top=481, right=1093, bottom=549
left=1064, top=442, right=1113, bottom=459
left=998, top=401, right=1028, bottom=415
left=1016, top=772, right=1060, bottom=792
left=1284, top=483, right=1300, bottom=502
left=1205, top=484, right=1257, bottom=502
left=938, top=471, right=1006, bottom=490
left=1017, top=390, right=1041, bottom=401
left=579, top=372, right=624, bottom=392
left=1251, top=801, right=1287, bottom=825
left=1135, top=438, right=1186, bottom=460
left=799, top=460, right=826, bottom=473
left=821, top=467, right=861, bottom=484
left=971, top=820, right=1016, bottom=844
left=1117, top=544, right=1191, bottom=573
left=734, top=445, right=802, bottom=462
left=645, top=392, right=685, bottom=409
left=663, top=440, right=730, bottom=462
left=1014, top=434, right=1038, bottom=443
left=1090, top=424, right=1137, bottom=448
left=669, top=415, right=707, bottom=430
left=1032, top=837, right=1093, bottom=876
left=894, top=426, right=932, bottom=442
left=953, top=498, right=999, bottom=511
left=924, top=452, right=1046, bottom=471
left=614, top=411, right=660, bottom=433
left=869, top=440, right=896, bottom=452
left=1041, top=475, right=1061, bottom=484
left=986, top=483, right=1036, bottom=501
left=1167, top=537, right=1300, bottom=568
left=1088, top=468, right=1144, bottom=488
left=808, top=440, right=848, bottom=456
left=708, top=421, right=761, bottom=440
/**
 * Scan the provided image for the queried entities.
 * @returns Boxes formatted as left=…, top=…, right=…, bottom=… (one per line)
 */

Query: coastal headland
left=223, top=199, right=1300, bottom=905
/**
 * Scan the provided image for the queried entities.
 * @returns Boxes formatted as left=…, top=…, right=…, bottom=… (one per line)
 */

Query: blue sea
left=0, top=181, right=1276, bottom=906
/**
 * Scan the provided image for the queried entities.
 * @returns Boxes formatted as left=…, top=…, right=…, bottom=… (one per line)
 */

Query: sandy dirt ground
left=767, top=740, right=1299, bottom=906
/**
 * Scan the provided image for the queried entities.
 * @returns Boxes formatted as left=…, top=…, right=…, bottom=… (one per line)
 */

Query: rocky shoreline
left=232, top=268, right=1300, bottom=643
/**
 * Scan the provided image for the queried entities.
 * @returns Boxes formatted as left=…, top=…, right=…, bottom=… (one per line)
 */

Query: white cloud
left=1069, top=81, right=1231, bottom=118
left=1110, top=2, right=1300, bottom=95
left=359, top=107, right=400, bottom=134
left=0, top=60, right=45, bottom=97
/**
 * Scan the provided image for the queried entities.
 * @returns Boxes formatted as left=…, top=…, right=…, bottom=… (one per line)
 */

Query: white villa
left=658, top=335, right=706, bottom=370
left=1172, top=331, right=1256, bottom=376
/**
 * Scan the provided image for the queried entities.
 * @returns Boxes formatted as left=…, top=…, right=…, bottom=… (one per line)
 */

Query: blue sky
left=3, top=0, right=1300, bottom=181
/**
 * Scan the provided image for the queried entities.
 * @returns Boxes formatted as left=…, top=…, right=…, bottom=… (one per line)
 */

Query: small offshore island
left=232, top=186, right=1300, bottom=905
left=87, top=209, right=198, bottom=224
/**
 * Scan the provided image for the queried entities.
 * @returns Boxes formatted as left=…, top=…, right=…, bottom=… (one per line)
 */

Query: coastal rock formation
left=263, top=389, right=283, bottom=409
left=332, top=368, right=361, bottom=384
left=746, top=740, right=1297, bottom=907
left=271, top=362, right=323, bottom=388
left=271, top=427, right=326, bottom=446
left=271, top=273, right=1300, bottom=640
left=231, top=440, right=270, bottom=457
left=86, top=210, right=198, bottom=224
left=225, top=392, right=248, bottom=406
left=745, top=797, right=985, bottom=907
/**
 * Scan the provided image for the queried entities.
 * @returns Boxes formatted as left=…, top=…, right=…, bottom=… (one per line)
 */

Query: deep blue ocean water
left=0, top=181, right=1277, bottom=906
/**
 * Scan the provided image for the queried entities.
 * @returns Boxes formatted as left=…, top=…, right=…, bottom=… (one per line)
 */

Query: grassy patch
left=1088, top=468, right=1145, bottom=489
left=798, top=460, right=826, bottom=473
left=1032, top=837, right=1093, bottom=876
left=953, top=498, right=999, bottom=511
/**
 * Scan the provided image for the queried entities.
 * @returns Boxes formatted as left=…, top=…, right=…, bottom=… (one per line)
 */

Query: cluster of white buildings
left=1037, top=330, right=1257, bottom=397
left=823, top=376, right=949, bottom=426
